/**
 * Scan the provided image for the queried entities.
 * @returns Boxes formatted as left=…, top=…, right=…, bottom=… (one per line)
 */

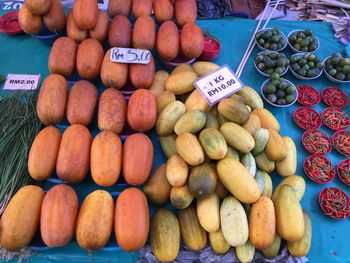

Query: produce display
left=293, top=107, right=322, bottom=130
left=321, top=86, right=348, bottom=108
left=7, top=0, right=350, bottom=261
left=254, top=51, right=289, bottom=76
left=302, top=130, right=332, bottom=155
left=333, top=130, right=350, bottom=156
left=322, top=107, right=350, bottom=131
left=303, top=155, right=335, bottom=184
left=289, top=53, right=322, bottom=79
left=296, top=85, right=320, bottom=106
left=255, top=28, right=287, bottom=51
left=324, top=53, right=350, bottom=81
left=288, top=29, right=319, bottom=53
left=319, top=187, right=350, bottom=219
left=262, top=77, right=297, bottom=106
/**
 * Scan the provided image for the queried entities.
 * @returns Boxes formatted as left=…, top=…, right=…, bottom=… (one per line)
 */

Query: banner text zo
left=194, top=65, right=244, bottom=106
left=110, top=47, right=151, bottom=64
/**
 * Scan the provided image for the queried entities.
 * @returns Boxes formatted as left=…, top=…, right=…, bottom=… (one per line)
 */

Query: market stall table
left=0, top=16, right=349, bottom=263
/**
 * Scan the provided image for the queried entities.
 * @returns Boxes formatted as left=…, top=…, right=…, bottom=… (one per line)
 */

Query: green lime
left=305, top=29, right=313, bottom=36
left=279, top=81, right=288, bottom=90
left=267, top=94, right=277, bottom=103
left=308, top=61, right=315, bottom=68
left=309, top=44, right=317, bottom=51
left=270, top=43, right=278, bottom=50
left=294, top=43, right=301, bottom=50
left=258, top=39, right=265, bottom=46
left=286, top=95, right=295, bottom=104
left=306, top=69, right=316, bottom=78
left=266, top=68, right=274, bottom=75
left=336, top=72, right=346, bottom=80
left=277, top=98, right=287, bottom=105
left=343, top=65, right=350, bottom=74
left=264, top=84, right=276, bottom=94
left=292, top=63, right=301, bottom=72
left=276, top=89, right=286, bottom=98
left=277, top=58, right=286, bottom=67
left=286, top=86, right=295, bottom=94
left=299, top=58, right=307, bottom=66
left=271, top=73, right=280, bottom=80
left=297, top=68, right=306, bottom=77
left=275, top=67, right=284, bottom=74
left=263, top=43, right=270, bottom=49
left=308, top=54, right=316, bottom=61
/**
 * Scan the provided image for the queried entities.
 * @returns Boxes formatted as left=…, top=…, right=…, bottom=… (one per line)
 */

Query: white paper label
left=110, top=47, right=151, bottom=64
left=3, top=74, right=41, bottom=90
left=194, top=65, right=244, bottom=106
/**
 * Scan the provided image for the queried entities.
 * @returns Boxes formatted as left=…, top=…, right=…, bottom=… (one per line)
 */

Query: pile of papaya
left=144, top=62, right=312, bottom=262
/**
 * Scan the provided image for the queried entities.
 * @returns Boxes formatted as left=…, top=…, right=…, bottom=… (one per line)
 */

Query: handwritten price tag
left=110, top=47, right=151, bottom=64
left=3, top=74, right=41, bottom=90
left=194, top=65, right=244, bottom=106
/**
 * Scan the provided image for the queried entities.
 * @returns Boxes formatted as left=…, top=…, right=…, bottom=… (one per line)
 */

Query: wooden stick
left=236, top=0, right=281, bottom=78
left=236, top=0, right=271, bottom=76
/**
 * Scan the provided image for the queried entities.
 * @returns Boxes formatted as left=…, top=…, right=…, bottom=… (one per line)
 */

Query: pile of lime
left=290, top=53, right=322, bottom=78
left=263, top=75, right=297, bottom=106
left=288, top=29, right=318, bottom=52
left=255, top=28, right=286, bottom=51
left=255, top=52, right=289, bottom=76
left=324, top=53, right=350, bottom=81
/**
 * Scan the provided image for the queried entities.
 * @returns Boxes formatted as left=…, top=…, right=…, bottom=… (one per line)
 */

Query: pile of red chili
left=338, top=159, right=350, bottom=187
left=322, top=87, right=348, bottom=108
left=319, top=187, right=350, bottom=219
left=297, top=85, right=321, bottom=106
left=303, top=155, right=335, bottom=184
left=332, top=130, right=350, bottom=156
left=293, top=107, right=322, bottom=130
left=322, top=107, right=350, bottom=131
left=302, top=130, right=332, bottom=155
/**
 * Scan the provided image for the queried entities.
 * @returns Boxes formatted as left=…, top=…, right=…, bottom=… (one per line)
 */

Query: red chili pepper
left=294, top=108, right=322, bottom=130
left=322, top=108, right=350, bottom=131
left=322, top=87, right=349, bottom=108
left=338, top=159, right=350, bottom=186
left=319, top=187, right=350, bottom=219
left=304, top=155, right=335, bottom=183
left=297, top=85, right=321, bottom=106
left=333, top=131, right=350, bottom=157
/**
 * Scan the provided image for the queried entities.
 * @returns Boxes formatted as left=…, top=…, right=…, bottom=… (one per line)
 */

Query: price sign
left=194, top=65, right=244, bottom=106
left=110, top=47, right=151, bottom=64
left=3, top=74, right=41, bottom=90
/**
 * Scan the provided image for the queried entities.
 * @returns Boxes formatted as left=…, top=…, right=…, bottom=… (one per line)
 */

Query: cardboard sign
left=110, top=47, right=151, bottom=64
left=3, top=74, right=41, bottom=90
left=194, top=65, right=244, bottom=106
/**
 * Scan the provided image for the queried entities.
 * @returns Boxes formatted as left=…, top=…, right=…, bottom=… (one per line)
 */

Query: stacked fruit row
left=142, top=62, right=312, bottom=262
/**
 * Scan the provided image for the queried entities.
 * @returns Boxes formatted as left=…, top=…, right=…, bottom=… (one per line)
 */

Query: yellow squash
left=220, top=122, right=255, bottom=153
left=217, top=157, right=260, bottom=204
left=196, top=193, right=220, bottom=233
left=275, top=185, right=304, bottom=242
left=276, top=136, right=297, bottom=176
left=220, top=196, right=248, bottom=246
left=287, top=211, right=312, bottom=257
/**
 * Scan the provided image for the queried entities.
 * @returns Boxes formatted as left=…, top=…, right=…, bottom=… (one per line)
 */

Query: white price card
left=3, top=74, right=41, bottom=90
left=110, top=47, right=151, bottom=64
left=194, top=65, right=244, bottom=106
